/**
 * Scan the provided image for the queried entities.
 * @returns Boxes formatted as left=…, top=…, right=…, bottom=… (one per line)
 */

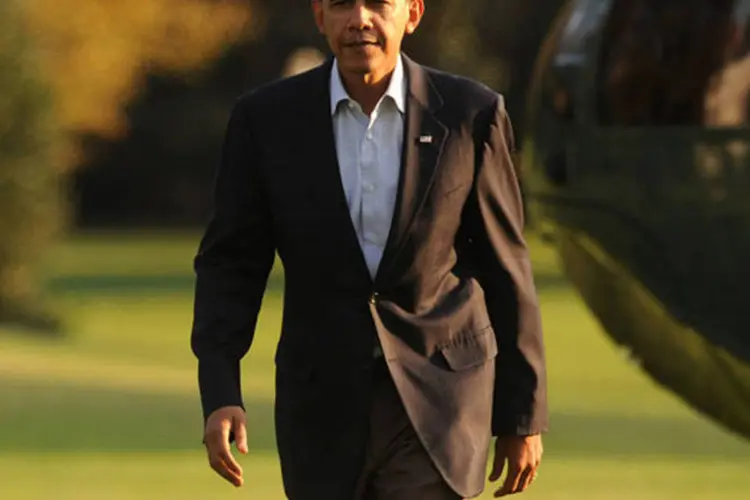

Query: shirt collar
left=329, top=55, right=407, bottom=115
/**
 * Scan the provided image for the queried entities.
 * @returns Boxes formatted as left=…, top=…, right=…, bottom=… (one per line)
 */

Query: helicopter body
left=524, top=0, right=750, bottom=438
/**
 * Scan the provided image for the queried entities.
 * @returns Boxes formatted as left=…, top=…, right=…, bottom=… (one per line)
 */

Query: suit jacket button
left=369, top=293, right=379, bottom=305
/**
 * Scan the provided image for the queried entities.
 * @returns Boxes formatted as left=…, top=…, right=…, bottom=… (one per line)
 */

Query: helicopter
left=522, top=0, right=750, bottom=440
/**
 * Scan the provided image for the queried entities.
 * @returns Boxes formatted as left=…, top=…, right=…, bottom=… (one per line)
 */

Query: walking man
left=191, top=1, right=548, bottom=498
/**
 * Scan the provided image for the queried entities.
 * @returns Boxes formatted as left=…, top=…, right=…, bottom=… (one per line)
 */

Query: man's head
left=312, top=0, right=424, bottom=80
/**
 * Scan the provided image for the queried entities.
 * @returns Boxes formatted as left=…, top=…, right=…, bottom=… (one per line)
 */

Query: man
left=191, top=0, right=548, bottom=498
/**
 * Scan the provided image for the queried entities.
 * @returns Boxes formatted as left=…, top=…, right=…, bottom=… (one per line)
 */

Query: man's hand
left=203, top=406, right=248, bottom=487
left=489, top=434, right=543, bottom=497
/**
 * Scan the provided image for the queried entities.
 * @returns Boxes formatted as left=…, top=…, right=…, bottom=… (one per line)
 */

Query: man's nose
left=347, top=1, right=374, bottom=29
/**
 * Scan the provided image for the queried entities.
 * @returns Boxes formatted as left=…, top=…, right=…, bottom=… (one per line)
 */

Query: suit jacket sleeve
left=462, top=95, right=548, bottom=437
left=191, top=98, right=275, bottom=422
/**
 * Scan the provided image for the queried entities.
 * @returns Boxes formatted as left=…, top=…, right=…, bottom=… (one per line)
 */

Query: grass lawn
left=0, top=232, right=748, bottom=499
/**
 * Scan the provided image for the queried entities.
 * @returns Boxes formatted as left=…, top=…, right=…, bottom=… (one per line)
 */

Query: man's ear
left=312, top=0, right=325, bottom=34
left=405, top=0, right=425, bottom=35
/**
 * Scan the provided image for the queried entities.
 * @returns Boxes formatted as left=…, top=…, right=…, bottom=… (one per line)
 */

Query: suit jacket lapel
left=305, top=58, right=374, bottom=282
left=376, top=55, right=448, bottom=284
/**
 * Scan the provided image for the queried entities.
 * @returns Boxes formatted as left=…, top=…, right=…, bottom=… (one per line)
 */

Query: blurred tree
left=0, top=0, right=65, bottom=332
left=23, top=0, right=256, bottom=170
left=73, top=0, right=569, bottom=228
left=403, top=0, right=568, bottom=134
left=0, top=0, right=256, bottom=332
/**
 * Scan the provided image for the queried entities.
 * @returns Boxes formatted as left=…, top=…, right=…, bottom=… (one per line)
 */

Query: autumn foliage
left=23, top=0, right=254, bottom=169
left=0, top=0, right=254, bottom=329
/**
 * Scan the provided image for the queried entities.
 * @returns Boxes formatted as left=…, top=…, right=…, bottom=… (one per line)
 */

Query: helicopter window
left=541, top=71, right=575, bottom=123
left=525, top=2, right=579, bottom=133
left=704, top=1, right=750, bottom=128
left=597, top=0, right=748, bottom=127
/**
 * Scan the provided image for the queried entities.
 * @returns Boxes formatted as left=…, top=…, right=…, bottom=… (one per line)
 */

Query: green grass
left=1, top=232, right=749, bottom=499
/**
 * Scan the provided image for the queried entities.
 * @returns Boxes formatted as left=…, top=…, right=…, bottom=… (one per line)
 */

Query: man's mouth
left=345, top=40, right=380, bottom=47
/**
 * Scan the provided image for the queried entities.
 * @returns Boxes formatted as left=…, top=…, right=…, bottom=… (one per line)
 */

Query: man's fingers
left=523, top=466, right=538, bottom=491
left=233, top=416, right=249, bottom=454
left=494, top=465, right=521, bottom=497
left=515, top=466, right=535, bottom=494
left=489, top=453, right=506, bottom=482
left=205, top=424, right=243, bottom=487
left=489, top=440, right=508, bottom=482
left=212, top=427, right=243, bottom=478
left=218, top=448, right=244, bottom=478
left=491, top=435, right=543, bottom=496
left=209, top=454, right=243, bottom=487
left=202, top=407, right=248, bottom=487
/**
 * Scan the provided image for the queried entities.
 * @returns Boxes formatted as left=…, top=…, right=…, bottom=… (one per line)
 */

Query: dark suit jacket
left=191, top=54, right=548, bottom=500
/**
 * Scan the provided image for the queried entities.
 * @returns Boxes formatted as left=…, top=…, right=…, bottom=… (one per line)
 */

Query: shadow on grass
left=0, top=378, right=277, bottom=454
left=544, top=411, right=750, bottom=459
left=3, top=376, right=750, bottom=458
left=47, top=272, right=569, bottom=295
left=47, top=274, right=286, bottom=295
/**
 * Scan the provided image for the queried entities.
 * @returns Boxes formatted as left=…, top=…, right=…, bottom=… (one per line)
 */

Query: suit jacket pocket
left=438, top=180, right=470, bottom=200
left=440, top=326, right=498, bottom=371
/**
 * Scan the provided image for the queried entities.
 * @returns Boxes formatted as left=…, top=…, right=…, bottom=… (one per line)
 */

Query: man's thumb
left=489, top=452, right=506, bottom=482
left=233, top=416, right=248, bottom=454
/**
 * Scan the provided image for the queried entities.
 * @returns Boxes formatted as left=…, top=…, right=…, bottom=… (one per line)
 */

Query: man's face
left=313, top=0, right=424, bottom=76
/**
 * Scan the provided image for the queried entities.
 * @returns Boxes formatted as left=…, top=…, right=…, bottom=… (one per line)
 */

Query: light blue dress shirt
left=329, top=56, right=407, bottom=279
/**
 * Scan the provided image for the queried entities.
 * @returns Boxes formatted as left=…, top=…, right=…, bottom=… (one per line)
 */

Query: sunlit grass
left=1, top=233, right=748, bottom=499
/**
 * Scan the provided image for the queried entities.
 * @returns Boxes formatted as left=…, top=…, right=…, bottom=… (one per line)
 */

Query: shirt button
left=366, top=131, right=373, bottom=140
left=363, top=182, right=375, bottom=192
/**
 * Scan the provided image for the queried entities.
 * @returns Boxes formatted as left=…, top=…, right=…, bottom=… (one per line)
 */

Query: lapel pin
left=418, top=135, right=433, bottom=144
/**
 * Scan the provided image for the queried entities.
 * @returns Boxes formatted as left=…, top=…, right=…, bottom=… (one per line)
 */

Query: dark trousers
left=353, top=359, right=463, bottom=500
